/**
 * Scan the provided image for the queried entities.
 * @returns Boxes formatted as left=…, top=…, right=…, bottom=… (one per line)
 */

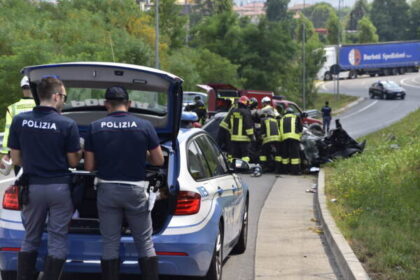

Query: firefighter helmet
left=20, top=76, right=29, bottom=88
left=285, top=107, right=294, bottom=114
left=238, top=96, right=250, bottom=106
left=261, top=96, right=271, bottom=104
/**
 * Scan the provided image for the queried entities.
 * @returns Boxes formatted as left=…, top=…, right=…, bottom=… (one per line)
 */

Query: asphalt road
left=318, top=72, right=420, bottom=138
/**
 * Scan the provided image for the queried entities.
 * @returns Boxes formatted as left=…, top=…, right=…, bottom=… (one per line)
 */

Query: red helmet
left=238, top=96, right=250, bottom=106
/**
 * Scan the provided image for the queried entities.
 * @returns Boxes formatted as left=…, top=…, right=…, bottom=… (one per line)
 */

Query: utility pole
left=336, top=0, right=341, bottom=98
left=155, top=0, right=160, bottom=69
left=302, top=0, right=306, bottom=110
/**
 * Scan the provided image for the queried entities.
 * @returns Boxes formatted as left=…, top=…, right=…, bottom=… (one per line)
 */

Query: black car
left=368, top=81, right=406, bottom=100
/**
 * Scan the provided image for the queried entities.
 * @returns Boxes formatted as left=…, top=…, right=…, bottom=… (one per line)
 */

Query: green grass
left=314, top=92, right=359, bottom=115
left=324, top=109, right=420, bottom=280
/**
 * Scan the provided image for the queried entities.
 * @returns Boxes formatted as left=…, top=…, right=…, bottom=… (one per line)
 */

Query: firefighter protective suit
left=278, top=111, right=303, bottom=174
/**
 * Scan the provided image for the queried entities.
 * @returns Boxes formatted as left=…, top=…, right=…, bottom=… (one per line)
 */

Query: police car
left=0, top=62, right=249, bottom=280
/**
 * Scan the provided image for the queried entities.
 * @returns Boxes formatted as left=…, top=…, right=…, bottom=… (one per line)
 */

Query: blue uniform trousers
left=97, top=183, right=155, bottom=260
left=21, top=183, right=73, bottom=259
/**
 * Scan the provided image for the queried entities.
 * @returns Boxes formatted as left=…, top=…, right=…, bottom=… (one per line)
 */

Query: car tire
left=381, top=93, right=386, bottom=100
left=369, top=92, right=374, bottom=99
left=232, top=199, right=248, bottom=255
left=401, top=95, right=405, bottom=100
left=324, top=72, right=332, bottom=81
left=369, top=73, right=376, bottom=77
left=204, top=224, right=223, bottom=280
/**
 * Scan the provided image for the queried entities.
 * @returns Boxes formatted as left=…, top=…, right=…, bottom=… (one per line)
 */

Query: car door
left=194, top=134, right=238, bottom=247
left=204, top=136, right=245, bottom=240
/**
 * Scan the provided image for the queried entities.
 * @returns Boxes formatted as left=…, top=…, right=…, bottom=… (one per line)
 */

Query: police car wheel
left=232, top=198, right=248, bottom=254
left=204, top=223, right=223, bottom=280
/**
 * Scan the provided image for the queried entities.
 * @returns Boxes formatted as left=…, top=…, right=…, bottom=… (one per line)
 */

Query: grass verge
left=324, top=109, right=420, bottom=280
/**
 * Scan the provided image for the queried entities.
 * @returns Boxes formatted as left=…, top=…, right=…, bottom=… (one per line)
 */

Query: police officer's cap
left=105, top=86, right=129, bottom=100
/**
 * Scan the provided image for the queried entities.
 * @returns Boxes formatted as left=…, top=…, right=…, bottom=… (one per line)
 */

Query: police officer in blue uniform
left=84, top=86, right=164, bottom=280
left=8, top=77, right=82, bottom=280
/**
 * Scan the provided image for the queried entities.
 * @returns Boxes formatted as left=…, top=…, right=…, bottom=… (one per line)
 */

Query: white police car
left=0, top=62, right=249, bottom=279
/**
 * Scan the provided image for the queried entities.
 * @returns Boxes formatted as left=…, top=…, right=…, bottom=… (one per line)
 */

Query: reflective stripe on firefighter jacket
left=228, top=107, right=254, bottom=142
left=261, top=117, right=280, bottom=145
left=2, top=98, right=36, bottom=153
left=279, top=113, right=302, bottom=141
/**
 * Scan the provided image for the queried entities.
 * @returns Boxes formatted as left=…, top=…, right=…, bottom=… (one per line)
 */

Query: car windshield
left=63, top=87, right=168, bottom=116
left=183, top=93, right=207, bottom=104
left=383, top=81, right=401, bottom=90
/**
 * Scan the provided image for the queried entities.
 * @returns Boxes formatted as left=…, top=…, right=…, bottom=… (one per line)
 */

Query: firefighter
left=226, top=96, right=254, bottom=162
left=278, top=107, right=303, bottom=174
left=249, top=97, right=261, bottom=163
left=0, top=76, right=36, bottom=175
left=218, top=100, right=235, bottom=162
left=185, top=95, right=207, bottom=125
left=260, top=96, right=279, bottom=118
left=259, top=108, right=280, bottom=173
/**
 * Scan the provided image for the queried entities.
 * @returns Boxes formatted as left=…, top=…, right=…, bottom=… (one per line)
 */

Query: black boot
left=139, top=256, right=159, bottom=280
left=17, top=251, right=38, bottom=280
left=100, top=258, right=120, bottom=280
left=41, top=256, right=65, bottom=280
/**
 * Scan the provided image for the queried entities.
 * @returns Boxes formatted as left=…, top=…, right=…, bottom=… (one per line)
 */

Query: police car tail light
left=174, top=191, right=201, bottom=215
left=2, top=185, right=21, bottom=210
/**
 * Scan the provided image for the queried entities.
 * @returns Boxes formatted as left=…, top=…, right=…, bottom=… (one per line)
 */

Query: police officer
left=321, top=101, right=332, bottom=134
left=278, top=107, right=303, bottom=174
left=185, top=95, right=207, bottom=125
left=1, top=76, right=36, bottom=175
left=225, top=96, right=254, bottom=162
left=259, top=108, right=281, bottom=173
left=84, top=86, right=164, bottom=280
left=8, top=76, right=82, bottom=280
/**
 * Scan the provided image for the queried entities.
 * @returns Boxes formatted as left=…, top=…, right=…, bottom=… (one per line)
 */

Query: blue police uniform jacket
left=321, top=106, right=332, bottom=118
left=8, top=106, right=81, bottom=180
left=84, top=111, right=160, bottom=181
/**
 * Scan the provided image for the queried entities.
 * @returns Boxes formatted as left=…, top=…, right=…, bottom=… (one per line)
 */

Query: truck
left=318, top=41, right=420, bottom=81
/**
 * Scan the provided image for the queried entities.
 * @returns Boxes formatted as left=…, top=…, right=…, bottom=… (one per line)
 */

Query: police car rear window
left=63, top=87, right=168, bottom=116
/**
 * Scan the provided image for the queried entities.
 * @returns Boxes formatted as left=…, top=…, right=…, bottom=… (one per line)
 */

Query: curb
left=316, top=169, right=371, bottom=280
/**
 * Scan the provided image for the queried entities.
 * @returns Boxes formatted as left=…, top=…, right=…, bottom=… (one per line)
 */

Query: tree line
left=0, top=0, right=419, bottom=119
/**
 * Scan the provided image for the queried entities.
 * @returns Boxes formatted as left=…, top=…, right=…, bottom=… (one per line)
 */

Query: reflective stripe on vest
left=230, top=112, right=250, bottom=142
left=2, top=99, right=36, bottom=153
left=279, top=114, right=301, bottom=141
left=262, top=118, right=280, bottom=145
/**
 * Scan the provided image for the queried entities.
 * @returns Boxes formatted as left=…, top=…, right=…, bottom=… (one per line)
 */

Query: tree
left=358, top=16, right=379, bottom=43
left=347, top=0, right=369, bottom=31
left=408, top=0, right=420, bottom=39
left=304, top=3, right=335, bottom=28
left=149, top=0, right=188, bottom=50
left=370, top=0, right=410, bottom=41
left=326, top=12, right=341, bottom=45
left=265, top=0, right=290, bottom=22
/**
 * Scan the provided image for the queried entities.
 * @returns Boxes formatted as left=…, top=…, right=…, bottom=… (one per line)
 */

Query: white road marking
left=400, top=77, right=420, bottom=89
left=341, top=101, right=378, bottom=120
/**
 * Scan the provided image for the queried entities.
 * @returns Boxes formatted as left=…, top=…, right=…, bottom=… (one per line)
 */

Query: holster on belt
left=15, top=174, right=30, bottom=206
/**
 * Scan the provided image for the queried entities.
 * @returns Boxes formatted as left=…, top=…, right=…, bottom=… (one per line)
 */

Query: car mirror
left=301, top=112, right=308, bottom=118
left=230, top=159, right=250, bottom=172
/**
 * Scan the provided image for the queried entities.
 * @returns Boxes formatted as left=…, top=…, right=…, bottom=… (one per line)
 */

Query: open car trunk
left=68, top=144, right=174, bottom=235
left=21, top=62, right=183, bottom=236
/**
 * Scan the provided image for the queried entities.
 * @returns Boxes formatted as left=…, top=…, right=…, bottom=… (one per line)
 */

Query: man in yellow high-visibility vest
left=0, top=76, right=36, bottom=174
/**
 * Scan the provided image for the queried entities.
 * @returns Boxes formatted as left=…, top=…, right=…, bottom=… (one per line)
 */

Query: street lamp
left=336, top=0, right=342, bottom=98
left=302, top=0, right=306, bottom=110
